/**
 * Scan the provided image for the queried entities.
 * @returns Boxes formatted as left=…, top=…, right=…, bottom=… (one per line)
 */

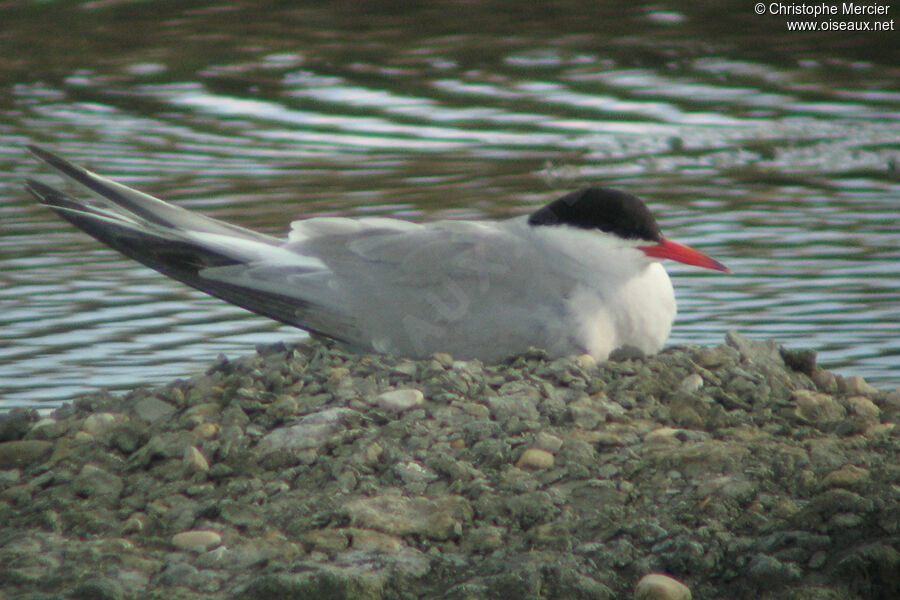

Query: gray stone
left=0, top=407, right=38, bottom=442
left=1, top=335, right=897, bottom=600
left=0, top=440, right=52, bottom=468
left=133, top=397, right=177, bottom=423
left=73, top=463, right=124, bottom=503
left=343, top=494, right=473, bottom=540
left=257, top=408, right=362, bottom=454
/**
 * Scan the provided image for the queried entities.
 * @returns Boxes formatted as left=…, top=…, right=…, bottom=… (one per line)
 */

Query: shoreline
left=1, top=332, right=897, bottom=599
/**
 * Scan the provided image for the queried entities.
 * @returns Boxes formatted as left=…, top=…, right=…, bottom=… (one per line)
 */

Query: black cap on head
left=528, top=187, right=663, bottom=242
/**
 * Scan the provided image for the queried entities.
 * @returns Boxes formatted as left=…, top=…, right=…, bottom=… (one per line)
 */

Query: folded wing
left=26, top=147, right=578, bottom=359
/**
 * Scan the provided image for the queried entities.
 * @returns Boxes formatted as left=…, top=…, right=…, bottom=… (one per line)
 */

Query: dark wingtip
left=27, top=144, right=52, bottom=162
left=24, top=178, right=76, bottom=211
left=24, top=178, right=52, bottom=201
left=27, top=144, right=75, bottom=173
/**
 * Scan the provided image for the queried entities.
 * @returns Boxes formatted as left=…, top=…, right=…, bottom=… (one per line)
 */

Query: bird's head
left=528, top=187, right=730, bottom=273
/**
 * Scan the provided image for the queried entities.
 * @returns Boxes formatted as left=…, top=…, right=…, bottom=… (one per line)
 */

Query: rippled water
left=1, top=1, right=898, bottom=408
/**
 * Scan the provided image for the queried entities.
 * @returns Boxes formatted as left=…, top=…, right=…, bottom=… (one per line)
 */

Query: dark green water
left=1, top=0, right=897, bottom=407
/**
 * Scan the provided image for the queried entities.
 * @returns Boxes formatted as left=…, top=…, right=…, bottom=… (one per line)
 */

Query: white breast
left=567, top=262, right=676, bottom=360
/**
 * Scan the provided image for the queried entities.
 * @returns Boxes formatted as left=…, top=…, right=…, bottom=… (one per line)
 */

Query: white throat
left=522, top=221, right=677, bottom=359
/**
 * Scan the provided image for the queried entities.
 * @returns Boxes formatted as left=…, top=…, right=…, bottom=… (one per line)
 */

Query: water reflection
left=0, top=0, right=897, bottom=407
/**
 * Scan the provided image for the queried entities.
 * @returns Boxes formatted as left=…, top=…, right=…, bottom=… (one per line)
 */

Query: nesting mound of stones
left=0, top=332, right=897, bottom=599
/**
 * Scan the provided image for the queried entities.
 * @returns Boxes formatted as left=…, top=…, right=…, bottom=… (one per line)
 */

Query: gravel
left=0, top=331, right=897, bottom=599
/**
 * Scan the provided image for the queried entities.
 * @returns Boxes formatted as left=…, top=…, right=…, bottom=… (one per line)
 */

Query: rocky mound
left=0, top=332, right=897, bottom=599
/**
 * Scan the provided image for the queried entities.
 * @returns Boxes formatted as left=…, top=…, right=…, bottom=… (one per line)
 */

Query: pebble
left=515, top=447, right=555, bottom=470
left=461, top=526, right=505, bottom=552
left=373, top=388, right=425, bottom=412
left=394, top=461, right=439, bottom=485
left=343, top=494, right=472, bottom=540
left=185, top=403, right=221, bottom=423
left=678, top=373, right=704, bottom=394
left=159, top=562, right=222, bottom=591
left=266, top=395, right=299, bottom=419
left=865, top=422, right=895, bottom=437
left=73, top=463, right=124, bottom=502
left=82, top=412, right=119, bottom=435
left=840, top=375, right=880, bottom=397
left=694, top=348, right=726, bottom=368
left=747, top=552, right=802, bottom=584
left=302, top=529, right=349, bottom=552
left=644, top=427, right=682, bottom=446
left=133, top=397, right=177, bottom=423
left=349, top=528, right=404, bottom=553
left=533, top=432, right=564, bottom=453
left=886, top=387, right=900, bottom=406
left=391, top=360, right=418, bottom=377
left=192, top=422, right=220, bottom=440
left=0, top=440, right=53, bottom=468
left=668, top=399, right=704, bottom=429
left=29, top=417, right=63, bottom=438
left=257, top=407, right=359, bottom=454
left=183, top=446, right=210, bottom=473
left=819, top=464, right=870, bottom=489
left=2, top=335, right=896, bottom=600
left=634, top=573, right=692, bottom=600
left=117, top=567, right=150, bottom=589
left=0, top=407, right=38, bottom=442
left=846, top=396, right=880, bottom=420
left=172, top=530, right=222, bottom=552
left=0, top=468, right=21, bottom=484
left=574, top=354, right=597, bottom=369
left=431, top=352, right=454, bottom=368
left=811, top=369, right=839, bottom=393
left=489, top=385, right=541, bottom=421
left=122, top=514, right=146, bottom=534
left=792, top=390, right=845, bottom=423
left=568, top=396, right=605, bottom=429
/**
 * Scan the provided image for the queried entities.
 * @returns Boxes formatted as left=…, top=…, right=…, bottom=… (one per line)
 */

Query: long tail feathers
left=26, top=145, right=272, bottom=241
left=24, top=146, right=353, bottom=342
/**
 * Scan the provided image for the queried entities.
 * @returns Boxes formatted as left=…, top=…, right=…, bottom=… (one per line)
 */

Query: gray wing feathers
left=294, top=221, right=523, bottom=285
left=25, top=146, right=357, bottom=343
left=290, top=221, right=578, bottom=359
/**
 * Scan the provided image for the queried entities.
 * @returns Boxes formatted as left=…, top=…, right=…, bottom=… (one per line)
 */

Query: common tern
left=24, top=146, right=728, bottom=363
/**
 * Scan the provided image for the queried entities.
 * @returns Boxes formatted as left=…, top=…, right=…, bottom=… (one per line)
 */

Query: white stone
left=678, top=373, right=704, bottom=394
left=635, top=573, right=692, bottom=600
left=395, top=461, right=439, bottom=484
left=515, top=448, right=555, bottom=470
left=258, top=408, right=361, bottom=453
left=644, top=427, right=683, bottom=445
left=172, top=530, right=222, bottom=552
left=82, top=412, right=119, bottom=435
left=575, top=353, right=597, bottom=369
left=374, top=389, right=425, bottom=412
left=192, top=422, right=220, bottom=440
left=183, top=446, right=209, bottom=473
